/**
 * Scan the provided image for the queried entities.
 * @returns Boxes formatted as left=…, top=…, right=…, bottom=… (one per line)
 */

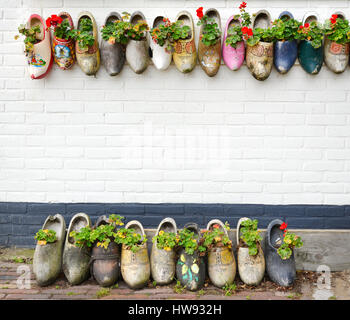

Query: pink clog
left=222, top=15, right=245, bottom=71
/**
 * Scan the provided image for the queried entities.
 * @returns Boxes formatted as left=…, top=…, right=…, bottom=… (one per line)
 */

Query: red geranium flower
left=239, top=2, right=247, bottom=10
left=241, top=26, right=248, bottom=34
left=304, top=23, right=310, bottom=28
left=299, top=25, right=304, bottom=29
left=196, top=7, right=204, bottom=20
left=213, top=224, right=220, bottom=229
left=247, top=28, right=253, bottom=36
left=46, top=14, right=63, bottom=28
left=280, top=222, right=288, bottom=230
left=330, top=14, right=338, bottom=24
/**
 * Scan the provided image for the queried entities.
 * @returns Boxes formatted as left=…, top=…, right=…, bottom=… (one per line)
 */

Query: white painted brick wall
left=0, top=0, right=350, bottom=205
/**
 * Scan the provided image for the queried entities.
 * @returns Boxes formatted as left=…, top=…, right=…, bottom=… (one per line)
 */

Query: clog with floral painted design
left=173, top=11, right=197, bottom=73
left=27, top=14, right=53, bottom=79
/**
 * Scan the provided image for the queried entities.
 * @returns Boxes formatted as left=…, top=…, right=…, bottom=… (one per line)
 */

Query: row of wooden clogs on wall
left=24, top=10, right=349, bottom=81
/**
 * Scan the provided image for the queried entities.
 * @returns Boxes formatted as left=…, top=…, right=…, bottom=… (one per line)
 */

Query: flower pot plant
left=323, top=14, right=350, bottom=73
left=236, top=217, right=265, bottom=286
left=201, top=220, right=236, bottom=288
left=150, top=17, right=190, bottom=70
left=151, top=218, right=178, bottom=285
left=265, top=220, right=303, bottom=287
left=125, top=11, right=149, bottom=74
left=296, top=14, right=324, bottom=75
left=173, top=11, right=197, bottom=73
left=33, top=214, right=66, bottom=286
left=100, top=12, right=128, bottom=76
left=272, top=12, right=301, bottom=74
left=223, top=1, right=250, bottom=71
left=62, top=213, right=92, bottom=285
left=196, top=7, right=222, bottom=77
left=246, top=10, right=275, bottom=81
left=119, top=220, right=150, bottom=289
left=73, top=11, right=100, bottom=76
left=16, top=14, right=53, bottom=79
left=175, top=223, right=206, bottom=291
left=46, top=13, right=76, bottom=70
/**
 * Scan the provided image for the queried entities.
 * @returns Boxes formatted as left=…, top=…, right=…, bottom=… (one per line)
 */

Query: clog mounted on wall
left=173, top=11, right=197, bottom=73
left=265, top=219, right=296, bottom=287
left=27, top=14, right=53, bottom=79
left=298, top=12, right=323, bottom=75
left=101, top=12, right=126, bottom=76
left=324, top=12, right=349, bottom=74
left=52, top=12, right=75, bottom=70
left=274, top=11, right=298, bottom=74
left=75, top=11, right=100, bottom=76
left=126, top=11, right=149, bottom=74
left=222, top=15, right=245, bottom=71
left=150, top=218, right=177, bottom=285
left=33, top=214, right=66, bottom=286
left=246, top=10, right=274, bottom=81
left=62, top=213, right=91, bottom=285
left=149, top=16, right=172, bottom=70
left=198, top=8, right=222, bottom=77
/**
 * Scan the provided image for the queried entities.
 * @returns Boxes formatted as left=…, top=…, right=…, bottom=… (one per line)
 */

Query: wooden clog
left=101, top=12, right=126, bottom=76
left=198, top=8, right=221, bottom=77
left=62, top=213, right=91, bottom=285
left=27, top=14, right=53, bottom=79
left=75, top=11, right=100, bottom=76
left=52, top=12, right=75, bottom=70
left=173, top=11, right=197, bottom=73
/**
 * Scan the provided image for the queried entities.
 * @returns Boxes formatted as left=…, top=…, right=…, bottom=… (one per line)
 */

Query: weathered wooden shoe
left=176, top=223, right=205, bottom=291
left=126, top=11, right=149, bottom=74
left=274, top=11, right=297, bottom=74
left=151, top=218, right=177, bottom=285
left=173, top=11, right=197, bottom=73
left=62, top=213, right=91, bottom=285
left=198, top=8, right=221, bottom=77
left=222, top=15, right=245, bottom=71
left=52, top=12, right=75, bottom=70
left=206, top=219, right=236, bottom=288
left=298, top=12, right=323, bottom=75
left=265, top=219, right=296, bottom=287
left=27, top=14, right=53, bottom=79
left=324, top=13, right=349, bottom=74
left=121, top=220, right=150, bottom=289
left=101, top=12, right=126, bottom=76
left=33, top=214, right=66, bottom=286
left=75, top=11, right=100, bottom=76
left=236, top=217, right=265, bottom=286
left=90, top=215, right=120, bottom=287
left=246, top=10, right=273, bottom=81
left=150, top=16, right=172, bottom=70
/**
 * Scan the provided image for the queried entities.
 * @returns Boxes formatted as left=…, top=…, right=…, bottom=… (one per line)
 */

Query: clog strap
left=155, top=217, right=177, bottom=236
left=236, top=217, right=250, bottom=245
left=266, top=219, right=284, bottom=249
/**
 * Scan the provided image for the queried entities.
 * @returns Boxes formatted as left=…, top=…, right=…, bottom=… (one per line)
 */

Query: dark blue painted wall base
left=0, top=202, right=350, bottom=247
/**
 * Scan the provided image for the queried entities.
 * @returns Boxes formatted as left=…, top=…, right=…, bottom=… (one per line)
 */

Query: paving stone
left=0, top=289, right=40, bottom=294
left=0, top=294, right=5, bottom=299
left=5, top=294, right=51, bottom=300
left=51, top=294, right=93, bottom=300
left=40, top=288, right=89, bottom=294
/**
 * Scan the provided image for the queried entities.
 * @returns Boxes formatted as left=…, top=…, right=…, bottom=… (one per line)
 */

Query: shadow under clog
left=151, top=218, right=177, bottom=285
left=198, top=8, right=221, bottom=77
left=173, top=11, right=197, bottom=73
left=126, top=11, right=149, bottom=74
left=33, top=214, right=66, bottom=286
left=62, top=213, right=91, bottom=285
left=265, top=219, right=296, bottom=287
left=150, top=16, right=173, bottom=71
left=222, top=15, right=245, bottom=71
left=101, top=12, right=126, bottom=76
left=274, top=11, right=297, bottom=74
left=75, top=11, right=100, bottom=76
left=27, top=14, right=53, bottom=79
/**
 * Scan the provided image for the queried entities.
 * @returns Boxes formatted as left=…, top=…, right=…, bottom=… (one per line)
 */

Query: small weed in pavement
left=96, top=288, right=110, bottom=299
left=223, top=283, right=237, bottom=296
left=329, top=296, right=337, bottom=300
left=174, top=280, right=186, bottom=294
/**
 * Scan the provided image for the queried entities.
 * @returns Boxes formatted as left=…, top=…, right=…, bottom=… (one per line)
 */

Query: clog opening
left=228, top=17, right=240, bottom=29
left=43, top=217, right=63, bottom=239
left=106, top=14, right=121, bottom=25
left=206, top=9, right=220, bottom=28
left=304, top=15, right=318, bottom=24
left=29, top=16, right=43, bottom=41
left=270, top=224, right=284, bottom=249
left=253, top=12, right=271, bottom=29
left=78, top=15, right=93, bottom=35
left=131, top=13, right=145, bottom=25
left=68, top=216, right=89, bottom=244
left=177, top=14, right=192, bottom=39
left=159, top=221, right=175, bottom=234
left=59, top=13, right=73, bottom=28
left=153, top=16, right=165, bottom=28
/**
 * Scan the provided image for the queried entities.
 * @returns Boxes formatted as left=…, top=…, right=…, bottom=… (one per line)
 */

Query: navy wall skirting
left=0, top=202, right=350, bottom=247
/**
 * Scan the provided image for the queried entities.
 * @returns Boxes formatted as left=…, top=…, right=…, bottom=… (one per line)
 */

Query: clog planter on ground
left=151, top=218, right=177, bottom=285
left=75, top=11, right=100, bottom=76
left=33, top=214, right=66, bottom=286
left=173, top=11, right=197, bottom=73
left=205, top=220, right=236, bottom=288
left=62, top=213, right=91, bottom=285
left=197, top=8, right=222, bottom=77
left=236, top=218, right=265, bottom=286
left=120, top=220, right=150, bottom=289
left=100, top=12, right=126, bottom=76
left=125, top=12, right=149, bottom=74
